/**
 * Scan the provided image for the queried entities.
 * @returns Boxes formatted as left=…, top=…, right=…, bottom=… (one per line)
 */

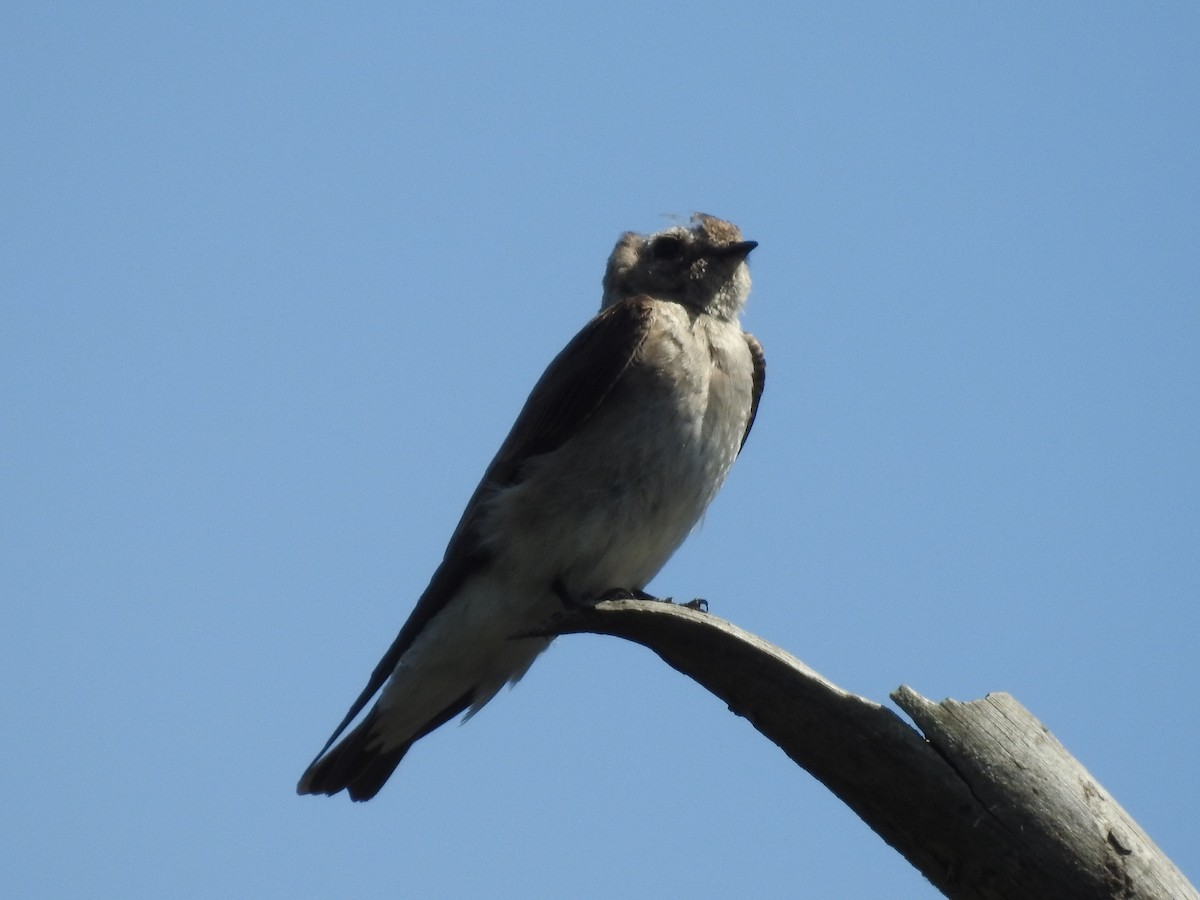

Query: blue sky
left=4, top=3, right=1197, bottom=897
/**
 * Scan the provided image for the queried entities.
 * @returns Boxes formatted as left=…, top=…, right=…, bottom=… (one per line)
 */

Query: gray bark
left=541, top=599, right=1196, bottom=900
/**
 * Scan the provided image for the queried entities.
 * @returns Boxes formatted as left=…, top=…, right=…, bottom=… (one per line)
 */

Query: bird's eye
left=649, top=236, right=685, bottom=261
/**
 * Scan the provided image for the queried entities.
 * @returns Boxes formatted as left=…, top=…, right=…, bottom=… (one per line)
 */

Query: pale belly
left=480, top=308, right=753, bottom=602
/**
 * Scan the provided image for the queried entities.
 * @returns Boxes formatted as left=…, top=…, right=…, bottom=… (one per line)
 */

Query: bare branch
left=543, top=599, right=1197, bottom=900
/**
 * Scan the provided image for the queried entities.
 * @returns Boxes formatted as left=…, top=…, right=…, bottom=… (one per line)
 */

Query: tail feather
left=297, top=690, right=476, bottom=801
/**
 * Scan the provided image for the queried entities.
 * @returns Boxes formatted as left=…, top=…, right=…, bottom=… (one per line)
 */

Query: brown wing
left=445, top=295, right=657, bottom=544
left=739, top=332, right=766, bottom=452
left=305, top=297, right=657, bottom=763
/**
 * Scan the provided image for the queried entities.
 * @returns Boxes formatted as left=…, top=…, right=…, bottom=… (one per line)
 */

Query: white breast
left=482, top=302, right=755, bottom=603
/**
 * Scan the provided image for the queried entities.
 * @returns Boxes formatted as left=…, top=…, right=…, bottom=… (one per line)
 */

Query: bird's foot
left=593, top=589, right=708, bottom=612
left=594, top=587, right=667, bottom=604
left=551, top=580, right=708, bottom=613
left=552, top=579, right=652, bottom=609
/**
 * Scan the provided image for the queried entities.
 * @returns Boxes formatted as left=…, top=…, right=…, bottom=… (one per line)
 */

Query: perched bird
left=298, top=214, right=765, bottom=800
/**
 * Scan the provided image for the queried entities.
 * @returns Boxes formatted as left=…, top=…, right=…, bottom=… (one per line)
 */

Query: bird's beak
left=710, top=240, right=758, bottom=259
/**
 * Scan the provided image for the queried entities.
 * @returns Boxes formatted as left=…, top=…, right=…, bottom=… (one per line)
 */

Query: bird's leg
left=551, top=579, right=708, bottom=612
left=594, top=587, right=669, bottom=604
left=551, top=577, right=587, bottom=610
left=596, top=589, right=708, bottom=612
left=552, top=578, right=672, bottom=608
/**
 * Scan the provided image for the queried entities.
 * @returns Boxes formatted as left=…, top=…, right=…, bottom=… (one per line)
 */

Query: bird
left=298, top=213, right=765, bottom=801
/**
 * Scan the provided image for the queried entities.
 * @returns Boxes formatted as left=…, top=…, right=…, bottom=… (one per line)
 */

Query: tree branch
left=541, top=599, right=1196, bottom=900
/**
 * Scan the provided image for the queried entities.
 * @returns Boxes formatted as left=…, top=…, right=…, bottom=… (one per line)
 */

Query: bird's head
left=601, top=214, right=757, bottom=320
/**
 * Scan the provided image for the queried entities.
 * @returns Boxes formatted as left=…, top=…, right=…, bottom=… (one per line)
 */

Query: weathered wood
left=893, top=689, right=1196, bottom=900
left=542, top=599, right=1197, bottom=900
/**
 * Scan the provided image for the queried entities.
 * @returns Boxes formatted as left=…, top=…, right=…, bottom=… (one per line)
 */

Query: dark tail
left=295, top=709, right=410, bottom=801
left=297, top=690, right=475, bottom=801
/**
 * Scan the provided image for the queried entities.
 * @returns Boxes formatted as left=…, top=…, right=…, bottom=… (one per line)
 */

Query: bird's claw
left=594, top=587, right=664, bottom=603
left=553, top=581, right=708, bottom=613
left=594, top=590, right=708, bottom=613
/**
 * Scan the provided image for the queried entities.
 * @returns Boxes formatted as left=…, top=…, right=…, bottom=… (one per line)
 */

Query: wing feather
left=302, top=297, right=657, bottom=765
left=739, top=332, right=766, bottom=452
